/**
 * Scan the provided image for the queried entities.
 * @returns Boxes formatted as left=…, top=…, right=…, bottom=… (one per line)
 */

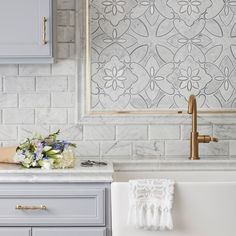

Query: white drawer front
left=0, top=186, right=105, bottom=226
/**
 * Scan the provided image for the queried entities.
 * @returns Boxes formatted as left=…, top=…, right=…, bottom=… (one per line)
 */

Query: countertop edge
left=0, top=162, right=114, bottom=183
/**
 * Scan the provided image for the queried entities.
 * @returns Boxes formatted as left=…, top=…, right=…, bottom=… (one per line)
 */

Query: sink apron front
left=112, top=172, right=236, bottom=236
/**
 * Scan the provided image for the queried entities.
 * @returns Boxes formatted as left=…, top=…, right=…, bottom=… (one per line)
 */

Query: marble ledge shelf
left=113, top=159, right=236, bottom=172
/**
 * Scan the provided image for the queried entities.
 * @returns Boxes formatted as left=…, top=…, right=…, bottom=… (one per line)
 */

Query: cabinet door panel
left=0, top=227, right=31, bottom=236
left=0, top=0, right=52, bottom=57
left=32, top=227, right=106, bottom=236
left=0, top=185, right=106, bottom=226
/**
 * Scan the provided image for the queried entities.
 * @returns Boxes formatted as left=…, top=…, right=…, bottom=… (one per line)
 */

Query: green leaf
left=69, top=143, right=77, bottom=148
left=47, top=129, right=60, bottom=141
left=46, top=149, right=61, bottom=155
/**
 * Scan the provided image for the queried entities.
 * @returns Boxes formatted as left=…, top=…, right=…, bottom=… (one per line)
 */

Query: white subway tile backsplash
left=0, top=126, right=18, bottom=141
left=36, top=76, right=68, bottom=91
left=0, top=77, right=2, bottom=91
left=35, top=108, right=67, bottom=124
left=165, top=140, right=189, bottom=156
left=57, top=43, right=72, bottom=59
left=19, top=64, right=51, bottom=76
left=200, top=141, right=229, bottom=157
left=1, top=141, right=19, bottom=147
left=0, top=94, right=18, bottom=108
left=19, top=93, right=50, bottom=108
left=3, top=109, right=34, bottom=124
left=214, top=125, right=236, bottom=140
left=50, top=125, right=83, bottom=141
left=57, top=43, right=75, bottom=59
left=51, top=92, right=75, bottom=107
left=0, top=65, right=18, bottom=76
left=68, top=76, right=76, bottom=91
left=133, top=141, right=164, bottom=158
left=84, top=125, right=115, bottom=140
left=18, top=125, right=50, bottom=141
left=52, top=60, right=76, bottom=75
left=57, top=0, right=75, bottom=10
left=181, top=125, right=213, bottom=140
left=57, top=26, right=75, bottom=43
left=165, top=140, right=229, bottom=158
left=68, top=43, right=76, bottom=59
left=4, top=77, right=35, bottom=92
left=150, top=125, right=180, bottom=140
left=101, top=141, right=132, bottom=157
left=57, top=11, right=75, bottom=26
left=230, top=141, right=236, bottom=156
left=116, top=125, right=148, bottom=140
left=0, top=110, right=2, bottom=123
left=68, top=108, right=76, bottom=124
left=74, top=141, right=100, bottom=157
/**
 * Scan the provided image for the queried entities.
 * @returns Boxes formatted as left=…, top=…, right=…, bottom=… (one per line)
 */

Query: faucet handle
left=211, top=136, right=218, bottom=142
left=198, top=135, right=218, bottom=143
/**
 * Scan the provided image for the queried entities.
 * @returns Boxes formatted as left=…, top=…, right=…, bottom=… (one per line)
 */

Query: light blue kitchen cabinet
left=32, top=227, right=106, bottom=236
left=0, top=0, right=54, bottom=63
left=0, top=228, right=31, bottom=236
left=0, top=183, right=111, bottom=236
left=0, top=187, right=106, bottom=226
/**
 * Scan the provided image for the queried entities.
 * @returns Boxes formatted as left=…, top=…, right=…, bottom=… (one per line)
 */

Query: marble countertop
left=0, top=159, right=236, bottom=183
left=0, top=161, right=114, bottom=183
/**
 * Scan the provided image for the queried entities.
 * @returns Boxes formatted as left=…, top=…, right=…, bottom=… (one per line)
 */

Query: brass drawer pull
left=42, top=16, right=48, bottom=45
left=15, top=205, right=47, bottom=210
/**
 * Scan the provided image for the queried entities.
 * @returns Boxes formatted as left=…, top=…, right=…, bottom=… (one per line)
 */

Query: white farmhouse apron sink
left=112, top=170, right=236, bottom=236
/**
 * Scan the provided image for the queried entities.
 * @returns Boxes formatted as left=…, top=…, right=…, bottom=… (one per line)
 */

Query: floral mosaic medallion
left=89, top=0, right=236, bottom=112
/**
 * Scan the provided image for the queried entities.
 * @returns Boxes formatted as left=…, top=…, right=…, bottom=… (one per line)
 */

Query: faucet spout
left=188, top=95, right=197, bottom=133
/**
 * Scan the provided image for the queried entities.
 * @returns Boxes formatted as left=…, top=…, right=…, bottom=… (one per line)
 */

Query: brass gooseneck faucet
left=188, top=95, right=218, bottom=160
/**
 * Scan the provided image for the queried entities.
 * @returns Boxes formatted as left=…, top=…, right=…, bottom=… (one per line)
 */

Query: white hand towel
left=127, top=179, right=174, bottom=231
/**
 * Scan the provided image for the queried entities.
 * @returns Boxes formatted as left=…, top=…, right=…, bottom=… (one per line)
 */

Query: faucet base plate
left=189, top=157, right=200, bottom=160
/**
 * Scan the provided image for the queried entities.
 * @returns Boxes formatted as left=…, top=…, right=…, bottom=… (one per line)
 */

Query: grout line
left=1, top=109, right=3, bottom=125
left=1, top=76, right=4, bottom=92
left=34, top=76, right=36, bottom=91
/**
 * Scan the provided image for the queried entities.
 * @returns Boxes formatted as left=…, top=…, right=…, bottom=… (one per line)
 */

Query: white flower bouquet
left=14, top=130, right=76, bottom=169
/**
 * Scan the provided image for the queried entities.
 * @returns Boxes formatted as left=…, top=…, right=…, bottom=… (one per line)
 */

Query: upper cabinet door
left=0, top=228, right=31, bottom=236
left=0, top=0, right=53, bottom=63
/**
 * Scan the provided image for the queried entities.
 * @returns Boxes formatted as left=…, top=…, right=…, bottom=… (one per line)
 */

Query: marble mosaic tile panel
left=89, top=0, right=236, bottom=112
